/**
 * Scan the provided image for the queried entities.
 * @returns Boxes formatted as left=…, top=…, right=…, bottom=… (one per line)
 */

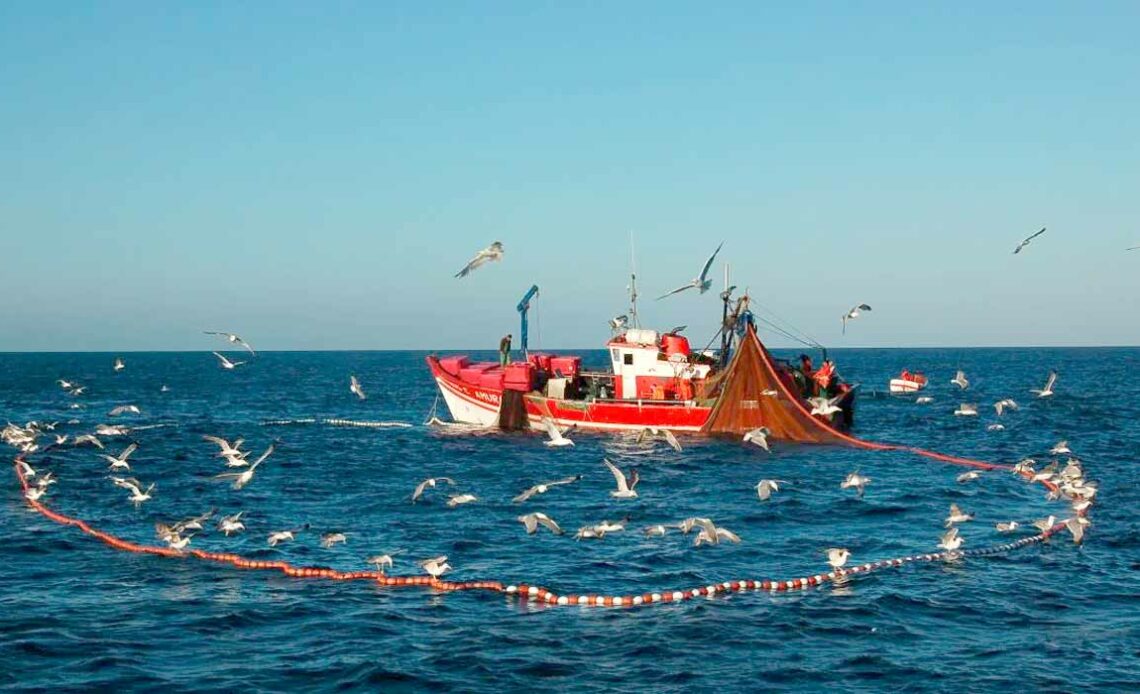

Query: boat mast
left=627, top=231, right=640, bottom=328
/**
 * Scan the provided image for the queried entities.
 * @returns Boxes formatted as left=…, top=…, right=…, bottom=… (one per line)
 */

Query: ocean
left=1, top=347, right=1137, bottom=692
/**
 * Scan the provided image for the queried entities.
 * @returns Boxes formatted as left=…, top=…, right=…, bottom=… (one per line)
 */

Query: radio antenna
left=628, top=231, right=640, bottom=328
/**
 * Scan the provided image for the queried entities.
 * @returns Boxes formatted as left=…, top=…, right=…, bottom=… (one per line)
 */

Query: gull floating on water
left=96, top=424, right=129, bottom=437
left=411, top=477, right=455, bottom=503
left=512, top=475, right=581, bottom=503
left=1012, top=227, right=1046, bottom=254
left=950, top=370, right=969, bottom=390
left=1050, top=440, right=1071, bottom=455
left=915, top=396, right=934, bottom=404
left=454, top=242, right=504, bottom=278
left=957, top=471, right=982, bottom=483
left=1031, top=371, right=1057, bottom=398
left=321, top=532, right=348, bottom=548
left=987, top=424, right=1005, bottom=432
left=743, top=427, right=771, bottom=451
left=366, top=551, right=404, bottom=572
left=938, top=526, right=964, bottom=554
left=204, top=331, right=256, bottom=355
left=350, top=375, right=366, bottom=400
left=213, top=352, right=245, bottom=370
left=1032, top=515, right=1057, bottom=533
left=643, top=524, right=668, bottom=537
left=518, top=512, right=563, bottom=535
left=109, top=405, right=141, bottom=417
left=841, top=303, right=872, bottom=335
left=603, top=458, right=639, bottom=499
left=995, top=521, right=1020, bottom=533
left=954, top=403, right=978, bottom=417
left=655, top=242, right=723, bottom=300
left=827, top=547, right=851, bottom=571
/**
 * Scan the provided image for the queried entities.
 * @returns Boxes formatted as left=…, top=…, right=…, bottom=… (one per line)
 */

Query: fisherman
left=499, top=334, right=512, bottom=367
left=798, top=354, right=815, bottom=397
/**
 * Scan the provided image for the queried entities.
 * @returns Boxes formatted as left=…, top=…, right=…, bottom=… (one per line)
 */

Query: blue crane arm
left=517, top=284, right=540, bottom=356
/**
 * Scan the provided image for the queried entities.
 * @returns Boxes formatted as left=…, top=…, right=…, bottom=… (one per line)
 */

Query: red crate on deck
left=460, top=363, right=495, bottom=384
left=438, top=355, right=470, bottom=376
left=528, top=353, right=553, bottom=372
left=479, top=369, right=505, bottom=390
left=549, top=356, right=581, bottom=378
left=503, top=362, right=536, bottom=391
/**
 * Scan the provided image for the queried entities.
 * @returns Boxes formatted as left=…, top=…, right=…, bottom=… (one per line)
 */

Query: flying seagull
left=113, top=357, right=125, bottom=372
left=743, top=427, right=772, bottom=451
left=950, top=370, right=969, bottom=390
left=656, top=242, right=724, bottom=300
left=841, top=304, right=872, bottom=334
left=213, top=352, right=245, bottom=370
left=512, top=475, right=581, bottom=503
left=350, top=375, right=366, bottom=400
left=603, top=458, right=639, bottom=499
left=204, top=332, right=256, bottom=355
left=1012, top=227, right=1046, bottom=254
left=1031, top=371, right=1057, bottom=398
left=454, top=241, right=504, bottom=278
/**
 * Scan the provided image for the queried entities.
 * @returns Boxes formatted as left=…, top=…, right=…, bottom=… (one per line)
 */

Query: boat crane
left=516, top=284, right=540, bottom=359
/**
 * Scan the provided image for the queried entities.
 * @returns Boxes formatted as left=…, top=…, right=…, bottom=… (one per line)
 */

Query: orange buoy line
left=12, top=457, right=1073, bottom=609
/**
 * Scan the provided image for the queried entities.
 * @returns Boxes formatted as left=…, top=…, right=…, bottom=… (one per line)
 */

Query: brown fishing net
left=701, top=326, right=844, bottom=443
left=498, top=390, right=529, bottom=431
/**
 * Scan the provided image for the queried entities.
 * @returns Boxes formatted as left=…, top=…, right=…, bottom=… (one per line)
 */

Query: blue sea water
left=1, top=347, right=1138, bottom=692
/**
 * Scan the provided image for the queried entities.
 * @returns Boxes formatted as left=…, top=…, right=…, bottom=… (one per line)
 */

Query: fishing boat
left=426, top=282, right=857, bottom=441
left=889, top=370, right=928, bottom=394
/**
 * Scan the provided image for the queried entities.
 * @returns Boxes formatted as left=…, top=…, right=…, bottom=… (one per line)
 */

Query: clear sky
left=2, top=2, right=1137, bottom=351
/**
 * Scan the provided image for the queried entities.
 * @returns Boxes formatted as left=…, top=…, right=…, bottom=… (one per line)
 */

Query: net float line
left=258, top=418, right=412, bottom=429
left=11, top=458, right=1069, bottom=609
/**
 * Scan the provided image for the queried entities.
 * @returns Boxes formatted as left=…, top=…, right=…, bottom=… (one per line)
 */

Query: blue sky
left=2, top=2, right=1137, bottom=351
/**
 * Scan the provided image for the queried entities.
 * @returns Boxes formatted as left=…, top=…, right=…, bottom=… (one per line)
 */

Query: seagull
left=995, top=521, right=1020, bottom=533
left=1012, top=227, right=1046, bottom=254
left=108, top=405, right=141, bottom=417
left=609, top=315, right=628, bottom=332
left=656, top=242, right=724, bottom=300
left=419, top=555, right=452, bottom=578
left=1013, top=458, right=1037, bottom=475
left=113, top=357, right=125, bottom=372
left=166, top=533, right=193, bottom=551
left=25, top=487, right=47, bottom=502
left=809, top=394, right=844, bottom=417
left=575, top=526, right=607, bottom=540
left=755, top=479, right=784, bottom=501
left=213, top=352, right=245, bottom=370
left=938, top=526, right=964, bottom=553
left=915, top=396, right=934, bottom=404
left=954, top=403, right=978, bottom=417
left=987, top=424, right=1006, bottom=432
left=945, top=503, right=974, bottom=526
left=826, top=548, right=851, bottom=571
left=218, top=512, right=246, bottom=536
left=454, top=241, right=504, bottom=278
left=643, top=524, right=668, bottom=537
left=841, top=471, right=871, bottom=498
left=72, top=434, right=103, bottom=449
left=57, top=379, right=75, bottom=390
left=411, top=477, right=455, bottom=503
left=100, top=443, right=138, bottom=471
left=1031, top=371, right=1057, bottom=398
left=349, top=375, right=366, bottom=400
left=116, top=477, right=154, bottom=506
left=203, top=435, right=246, bottom=461
left=204, top=331, right=256, bottom=355
left=16, top=459, right=36, bottom=479
left=1050, top=440, right=1072, bottom=455
left=366, top=552, right=404, bottom=572
left=603, top=458, right=639, bottom=499
left=1031, top=462, right=1059, bottom=484
left=950, top=370, right=969, bottom=390
left=35, top=472, right=56, bottom=489
left=1064, top=517, right=1088, bottom=544
left=267, top=527, right=306, bottom=547
left=541, top=417, right=574, bottom=447
left=512, top=475, right=581, bottom=503
left=994, top=399, right=1018, bottom=416
left=213, top=443, right=274, bottom=490
left=956, top=471, right=982, bottom=483
left=841, top=303, right=872, bottom=334
left=321, top=532, right=348, bottom=548
left=518, top=512, right=563, bottom=535
left=742, top=427, right=771, bottom=451
left=95, top=424, right=129, bottom=437
left=447, top=493, right=478, bottom=507
left=695, top=523, right=741, bottom=547
left=1032, top=515, right=1057, bottom=533
left=170, top=509, right=216, bottom=534
left=636, top=427, right=682, bottom=452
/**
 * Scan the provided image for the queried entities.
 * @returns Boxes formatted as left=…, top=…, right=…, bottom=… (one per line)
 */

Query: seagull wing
left=212, top=352, right=232, bottom=367
left=547, top=475, right=581, bottom=487
left=512, top=486, right=538, bottom=503
left=655, top=283, right=695, bottom=300
left=603, top=458, right=629, bottom=493
left=1044, top=370, right=1057, bottom=392
left=662, top=429, right=681, bottom=452
left=536, top=514, right=563, bottom=534
left=697, top=242, right=724, bottom=284
left=251, top=443, right=275, bottom=467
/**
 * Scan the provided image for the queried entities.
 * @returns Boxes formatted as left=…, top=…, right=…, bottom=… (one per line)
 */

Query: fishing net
left=497, top=390, right=529, bottom=431
left=701, top=325, right=845, bottom=443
